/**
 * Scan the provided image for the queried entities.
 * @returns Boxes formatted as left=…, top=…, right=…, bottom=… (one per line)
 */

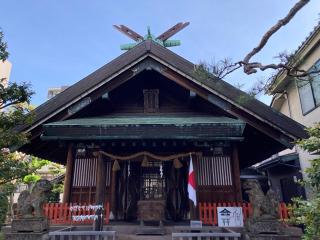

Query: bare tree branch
left=219, top=62, right=242, bottom=79
left=206, top=0, right=318, bottom=81
left=194, top=0, right=317, bottom=99
left=241, top=0, right=310, bottom=74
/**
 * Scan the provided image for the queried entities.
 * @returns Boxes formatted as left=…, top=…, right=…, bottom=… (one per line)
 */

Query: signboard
left=217, top=207, right=243, bottom=227
left=190, top=220, right=202, bottom=228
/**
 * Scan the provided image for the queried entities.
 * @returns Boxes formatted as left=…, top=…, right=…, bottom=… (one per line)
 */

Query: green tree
left=22, top=158, right=65, bottom=195
left=0, top=30, right=34, bottom=185
left=0, top=30, right=34, bottom=226
left=291, top=123, right=320, bottom=240
left=0, top=30, right=9, bottom=61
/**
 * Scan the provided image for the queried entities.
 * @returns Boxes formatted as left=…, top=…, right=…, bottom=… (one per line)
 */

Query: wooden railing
left=43, top=202, right=110, bottom=225
left=199, top=202, right=291, bottom=225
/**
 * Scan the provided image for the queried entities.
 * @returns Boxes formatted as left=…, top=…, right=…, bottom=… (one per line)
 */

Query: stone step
left=136, top=226, right=166, bottom=235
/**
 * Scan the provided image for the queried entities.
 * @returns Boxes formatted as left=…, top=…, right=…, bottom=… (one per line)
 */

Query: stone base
left=11, top=218, right=48, bottom=233
left=244, top=233, right=301, bottom=240
left=245, top=218, right=283, bottom=235
left=244, top=224, right=303, bottom=240
left=136, top=226, right=166, bottom=235
left=4, top=231, right=48, bottom=240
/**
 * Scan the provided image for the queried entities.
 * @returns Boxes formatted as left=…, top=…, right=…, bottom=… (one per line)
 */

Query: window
left=143, top=89, right=159, bottom=113
left=297, top=60, right=320, bottom=114
left=140, top=161, right=165, bottom=200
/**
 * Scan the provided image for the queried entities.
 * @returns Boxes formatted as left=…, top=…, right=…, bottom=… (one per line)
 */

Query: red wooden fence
left=43, top=202, right=110, bottom=225
left=44, top=201, right=290, bottom=225
left=199, top=202, right=291, bottom=225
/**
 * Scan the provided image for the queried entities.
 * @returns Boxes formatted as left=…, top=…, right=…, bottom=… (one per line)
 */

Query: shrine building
left=16, top=24, right=307, bottom=222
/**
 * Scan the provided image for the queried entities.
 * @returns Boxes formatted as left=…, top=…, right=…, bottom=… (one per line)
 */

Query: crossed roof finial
left=113, top=22, right=190, bottom=50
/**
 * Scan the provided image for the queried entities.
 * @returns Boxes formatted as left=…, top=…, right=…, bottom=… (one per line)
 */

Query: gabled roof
left=17, top=40, right=307, bottom=145
left=255, top=153, right=299, bottom=170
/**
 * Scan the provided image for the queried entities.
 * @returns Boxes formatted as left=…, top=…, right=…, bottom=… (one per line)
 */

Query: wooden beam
left=110, top=162, right=117, bottom=219
left=62, top=144, right=74, bottom=203
left=94, top=152, right=106, bottom=230
left=28, top=67, right=139, bottom=142
left=232, top=143, right=242, bottom=202
left=160, top=67, right=294, bottom=147
left=113, top=25, right=144, bottom=42
left=157, top=22, right=190, bottom=41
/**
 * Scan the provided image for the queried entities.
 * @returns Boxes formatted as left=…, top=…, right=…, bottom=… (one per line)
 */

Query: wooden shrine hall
left=16, top=23, right=307, bottom=222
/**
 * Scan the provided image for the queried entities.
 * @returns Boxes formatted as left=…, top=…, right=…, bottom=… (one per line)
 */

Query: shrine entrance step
left=136, top=226, right=165, bottom=235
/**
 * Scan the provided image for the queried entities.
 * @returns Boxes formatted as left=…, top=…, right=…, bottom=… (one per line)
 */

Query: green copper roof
left=44, top=115, right=244, bottom=127
left=42, top=115, right=246, bottom=141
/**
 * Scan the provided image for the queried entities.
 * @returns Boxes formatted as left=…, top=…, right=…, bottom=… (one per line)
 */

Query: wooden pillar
left=94, top=152, right=106, bottom=230
left=62, top=143, right=74, bottom=203
left=232, top=143, right=242, bottom=202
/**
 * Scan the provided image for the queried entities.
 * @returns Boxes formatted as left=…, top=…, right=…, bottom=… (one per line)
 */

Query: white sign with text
left=217, top=207, right=244, bottom=227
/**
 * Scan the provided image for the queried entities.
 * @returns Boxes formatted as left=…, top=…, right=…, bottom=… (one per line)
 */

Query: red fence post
left=105, top=202, right=110, bottom=224
left=279, top=202, right=289, bottom=220
left=213, top=203, right=217, bottom=225
left=203, top=202, right=208, bottom=224
left=208, top=203, right=213, bottom=225
left=199, top=202, right=203, bottom=222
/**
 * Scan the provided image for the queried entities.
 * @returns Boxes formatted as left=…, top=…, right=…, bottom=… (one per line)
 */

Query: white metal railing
left=172, top=231, right=241, bottom=240
left=48, top=230, right=116, bottom=240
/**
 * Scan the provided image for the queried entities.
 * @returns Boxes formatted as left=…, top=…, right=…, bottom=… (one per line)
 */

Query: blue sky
left=1, top=0, right=319, bottom=105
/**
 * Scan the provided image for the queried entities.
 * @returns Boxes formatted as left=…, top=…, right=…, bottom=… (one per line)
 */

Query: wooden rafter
left=157, top=22, right=190, bottom=41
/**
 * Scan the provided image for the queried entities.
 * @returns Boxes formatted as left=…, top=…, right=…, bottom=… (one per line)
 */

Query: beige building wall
left=271, top=32, right=320, bottom=175
left=0, top=60, right=12, bottom=87
left=273, top=84, right=317, bottom=171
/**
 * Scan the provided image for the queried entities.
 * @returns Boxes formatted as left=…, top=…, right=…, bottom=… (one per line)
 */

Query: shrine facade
left=16, top=36, right=307, bottom=222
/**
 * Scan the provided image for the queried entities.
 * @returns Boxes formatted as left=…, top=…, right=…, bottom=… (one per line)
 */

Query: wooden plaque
left=137, top=200, right=165, bottom=221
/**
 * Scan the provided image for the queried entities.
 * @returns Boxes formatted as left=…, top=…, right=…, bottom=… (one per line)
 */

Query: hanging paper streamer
left=70, top=204, right=104, bottom=222
left=160, top=163, right=163, bottom=178
left=72, top=214, right=100, bottom=221
left=69, top=204, right=103, bottom=212
left=128, top=161, right=131, bottom=176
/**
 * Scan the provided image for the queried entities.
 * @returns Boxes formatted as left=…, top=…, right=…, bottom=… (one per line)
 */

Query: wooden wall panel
left=72, top=158, right=111, bottom=187
left=71, top=157, right=111, bottom=203
left=196, top=155, right=236, bottom=202
left=197, top=156, right=232, bottom=186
